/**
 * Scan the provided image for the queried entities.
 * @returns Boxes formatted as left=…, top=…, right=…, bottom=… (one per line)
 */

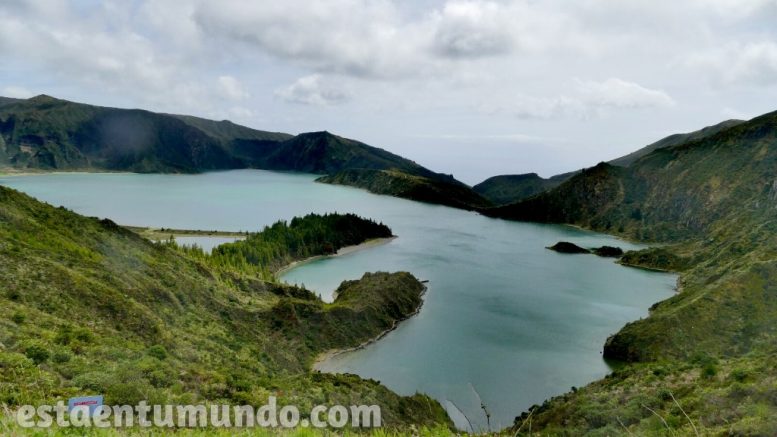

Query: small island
left=592, top=246, right=624, bottom=257
left=547, top=241, right=591, bottom=254
left=548, top=242, right=625, bottom=258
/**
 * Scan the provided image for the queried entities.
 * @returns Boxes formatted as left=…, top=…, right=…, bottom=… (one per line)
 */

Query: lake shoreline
left=312, top=284, right=427, bottom=371
left=0, top=168, right=136, bottom=177
left=124, top=225, right=249, bottom=240
left=275, top=236, right=397, bottom=277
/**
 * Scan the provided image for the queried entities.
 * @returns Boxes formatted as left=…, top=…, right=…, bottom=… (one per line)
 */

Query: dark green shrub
left=51, top=351, right=72, bottom=364
left=730, top=368, right=749, bottom=382
left=74, top=329, right=93, bottom=343
left=652, top=367, right=668, bottom=377
left=72, top=371, right=111, bottom=392
left=25, top=345, right=50, bottom=364
left=147, top=345, right=168, bottom=360
left=55, top=326, right=94, bottom=345
left=11, top=312, right=25, bottom=324
left=702, top=363, right=718, bottom=379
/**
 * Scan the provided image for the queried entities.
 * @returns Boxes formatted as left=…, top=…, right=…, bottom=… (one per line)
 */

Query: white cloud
left=194, top=0, right=425, bottom=78
left=576, top=78, right=675, bottom=109
left=689, top=42, right=777, bottom=86
left=2, top=86, right=34, bottom=98
left=482, top=78, right=674, bottom=120
left=217, top=75, right=249, bottom=101
left=432, top=1, right=515, bottom=58
left=192, top=0, right=596, bottom=79
left=275, top=75, right=350, bottom=106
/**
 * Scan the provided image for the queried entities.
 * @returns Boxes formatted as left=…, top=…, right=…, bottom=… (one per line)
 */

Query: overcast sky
left=2, top=0, right=777, bottom=183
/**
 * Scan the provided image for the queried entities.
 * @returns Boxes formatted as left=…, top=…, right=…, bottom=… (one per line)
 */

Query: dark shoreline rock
left=547, top=241, right=591, bottom=254
left=593, top=246, right=624, bottom=257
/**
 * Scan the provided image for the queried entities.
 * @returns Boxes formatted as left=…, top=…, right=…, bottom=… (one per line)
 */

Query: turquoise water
left=0, top=170, right=676, bottom=431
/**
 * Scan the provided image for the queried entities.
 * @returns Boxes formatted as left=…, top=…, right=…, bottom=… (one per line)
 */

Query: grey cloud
left=688, top=42, right=777, bottom=86
left=275, top=75, right=351, bottom=106
left=192, top=0, right=423, bottom=79
left=432, top=1, right=514, bottom=58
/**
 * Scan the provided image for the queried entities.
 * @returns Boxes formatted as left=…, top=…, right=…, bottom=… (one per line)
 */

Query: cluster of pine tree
left=196, top=213, right=392, bottom=277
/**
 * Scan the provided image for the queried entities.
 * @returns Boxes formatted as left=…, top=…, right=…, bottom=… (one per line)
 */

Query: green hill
left=0, top=97, right=21, bottom=107
left=475, top=120, right=746, bottom=206
left=609, top=119, right=745, bottom=167
left=0, top=185, right=451, bottom=429
left=254, top=131, right=428, bottom=176
left=317, top=168, right=492, bottom=210
left=484, top=111, right=777, bottom=242
left=0, top=95, right=247, bottom=172
left=473, top=173, right=563, bottom=205
left=486, top=111, right=777, bottom=434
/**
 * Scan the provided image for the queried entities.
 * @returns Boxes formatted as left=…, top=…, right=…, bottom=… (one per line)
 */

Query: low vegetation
left=0, top=185, right=451, bottom=432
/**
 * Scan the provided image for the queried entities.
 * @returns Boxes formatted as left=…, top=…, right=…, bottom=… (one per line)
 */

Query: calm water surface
left=0, top=170, right=676, bottom=431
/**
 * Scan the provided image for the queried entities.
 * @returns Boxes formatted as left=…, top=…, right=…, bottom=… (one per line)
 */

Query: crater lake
left=0, top=170, right=676, bottom=431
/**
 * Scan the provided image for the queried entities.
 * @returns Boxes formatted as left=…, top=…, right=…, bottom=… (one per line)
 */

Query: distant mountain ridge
left=609, top=118, right=745, bottom=167
left=475, top=119, right=747, bottom=206
left=0, top=94, right=489, bottom=209
left=473, top=173, right=563, bottom=205
left=482, top=112, right=777, bottom=241
left=0, top=96, right=21, bottom=107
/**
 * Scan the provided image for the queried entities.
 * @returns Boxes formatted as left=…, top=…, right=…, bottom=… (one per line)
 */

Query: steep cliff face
left=484, top=110, right=777, bottom=242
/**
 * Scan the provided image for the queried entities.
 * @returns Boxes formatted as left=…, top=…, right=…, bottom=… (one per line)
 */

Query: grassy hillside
left=487, top=111, right=777, bottom=434
left=0, top=97, right=21, bottom=107
left=317, top=168, right=492, bottom=210
left=0, top=185, right=451, bottom=429
left=476, top=120, right=746, bottom=207
left=171, top=114, right=292, bottom=143
left=513, top=347, right=777, bottom=436
left=609, top=119, right=745, bottom=167
left=0, top=95, right=249, bottom=172
left=253, top=131, right=427, bottom=176
left=484, top=110, right=777, bottom=241
left=473, top=173, right=562, bottom=205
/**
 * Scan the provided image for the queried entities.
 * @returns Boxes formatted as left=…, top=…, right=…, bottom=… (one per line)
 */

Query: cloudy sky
left=2, top=0, right=777, bottom=183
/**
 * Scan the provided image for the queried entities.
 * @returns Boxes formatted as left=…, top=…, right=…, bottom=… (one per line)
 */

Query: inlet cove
left=0, top=170, right=676, bottom=431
